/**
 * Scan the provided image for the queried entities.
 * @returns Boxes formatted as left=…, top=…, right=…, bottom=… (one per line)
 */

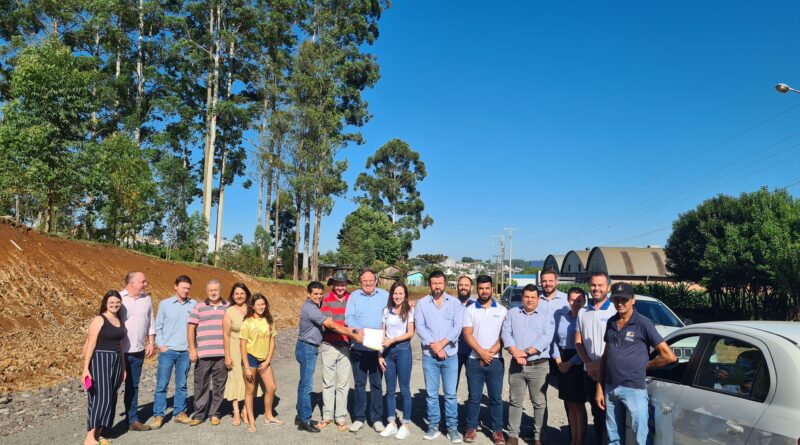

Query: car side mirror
left=682, top=318, right=693, bottom=326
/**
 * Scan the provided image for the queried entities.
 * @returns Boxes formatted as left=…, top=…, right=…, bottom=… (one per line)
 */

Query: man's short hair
left=428, top=270, right=446, bottom=282
left=175, top=275, right=192, bottom=286
left=590, top=271, right=610, bottom=283
left=307, top=281, right=325, bottom=293
left=476, top=274, right=493, bottom=285
left=522, top=284, right=539, bottom=295
left=124, top=271, right=142, bottom=285
left=206, top=278, right=221, bottom=287
left=457, top=275, right=473, bottom=284
left=540, top=268, right=558, bottom=279
left=359, top=268, right=376, bottom=280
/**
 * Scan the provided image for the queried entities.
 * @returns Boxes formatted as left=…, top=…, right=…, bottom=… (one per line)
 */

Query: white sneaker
left=380, top=422, right=398, bottom=437
left=349, top=420, right=364, bottom=432
left=396, top=425, right=410, bottom=440
left=374, top=421, right=385, bottom=432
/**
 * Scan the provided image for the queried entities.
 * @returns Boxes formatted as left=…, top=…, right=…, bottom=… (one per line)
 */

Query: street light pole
left=775, top=83, right=800, bottom=94
left=504, top=228, right=517, bottom=288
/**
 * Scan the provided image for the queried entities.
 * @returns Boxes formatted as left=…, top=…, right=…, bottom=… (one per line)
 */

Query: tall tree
left=336, top=205, right=402, bottom=272
left=355, top=138, right=433, bottom=257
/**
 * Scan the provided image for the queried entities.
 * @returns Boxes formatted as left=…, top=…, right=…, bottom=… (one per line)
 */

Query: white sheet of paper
left=362, top=328, right=384, bottom=351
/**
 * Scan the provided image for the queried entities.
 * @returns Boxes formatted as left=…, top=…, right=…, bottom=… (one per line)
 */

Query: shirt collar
left=518, top=305, right=539, bottom=315
left=359, top=288, right=378, bottom=297
left=587, top=297, right=612, bottom=311
left=471, top=298, right=497, bottom=308
left=172, top=295, right=192, bottom=305
left=204, top=298, right=227, bottom=308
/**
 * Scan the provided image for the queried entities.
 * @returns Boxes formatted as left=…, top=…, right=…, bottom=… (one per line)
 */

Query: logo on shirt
left=625, top=331, right=635, bottom=342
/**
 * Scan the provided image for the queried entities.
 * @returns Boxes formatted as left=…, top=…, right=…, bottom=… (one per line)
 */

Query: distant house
left=407, top=271, right=425, bottom=287
left=378, top=266, right=403, bottom=289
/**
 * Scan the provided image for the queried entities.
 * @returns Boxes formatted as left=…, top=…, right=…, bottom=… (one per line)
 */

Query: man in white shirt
left=575, top=271, right=616, bottom=444
left=119, top=271, right=155, bottom=432
left=462, top=275, right=507, bottom=445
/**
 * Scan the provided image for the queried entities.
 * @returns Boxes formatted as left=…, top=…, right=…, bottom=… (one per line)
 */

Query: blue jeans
left=383, top=341, right=412, bottom=423
left=465, top=357, right=504, bottom=432
left=295, top=341, right=319, bottom=423
left=123, top=351, right=145, bottom=423
left=350, top=348, right=383, bottom=423
left=422, top=354, right=458, bottom=431
left=152, top=349, right=190, bottom=417
left=606, top=385, right=650, bottom=445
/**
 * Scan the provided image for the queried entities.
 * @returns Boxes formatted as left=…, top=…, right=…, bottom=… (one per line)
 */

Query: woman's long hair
left=386, top=281, right=411, bottom=322
left=98, top=290, right=123, bottom=315
left=246, top=293, right=274, bottom=326
left=228, top=282, right=252, bottom=306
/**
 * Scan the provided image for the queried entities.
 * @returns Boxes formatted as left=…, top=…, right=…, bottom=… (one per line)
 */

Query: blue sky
left=212, top=0, right=800, bottom=262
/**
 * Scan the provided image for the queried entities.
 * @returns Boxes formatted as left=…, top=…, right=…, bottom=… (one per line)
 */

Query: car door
left=637, top=334, right=704, bottom=445
left=671, top=333, right=771, bottom=445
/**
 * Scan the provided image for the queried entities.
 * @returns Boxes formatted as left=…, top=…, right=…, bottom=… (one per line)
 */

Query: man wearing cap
left=574, top=271, right=616, bottom=444
left=501, top=284, right=556, bottom=445
left=296, top=281, right=364, bottom=433
left=596, top=282, right=676, bottom=445
left=318, top=270, right=353, bottom=431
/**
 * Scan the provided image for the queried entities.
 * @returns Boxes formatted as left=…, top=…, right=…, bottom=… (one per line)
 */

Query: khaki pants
left=319, top=342, right=352, bottom=423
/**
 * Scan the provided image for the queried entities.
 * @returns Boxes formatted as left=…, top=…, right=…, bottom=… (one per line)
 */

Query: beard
left=457, top=289, right=470, bottom=302
left=431, top=288, right=444, bottom=299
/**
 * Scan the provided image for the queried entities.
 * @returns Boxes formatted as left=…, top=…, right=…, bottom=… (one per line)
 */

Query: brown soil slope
left=0, top=221, right=308, bottom=394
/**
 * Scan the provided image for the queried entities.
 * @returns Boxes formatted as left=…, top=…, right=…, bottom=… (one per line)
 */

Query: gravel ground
left=2, top=329, right=592, bottom=444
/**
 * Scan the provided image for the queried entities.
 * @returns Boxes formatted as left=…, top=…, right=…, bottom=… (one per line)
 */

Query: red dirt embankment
left=0, top=221, right=308, bottom=394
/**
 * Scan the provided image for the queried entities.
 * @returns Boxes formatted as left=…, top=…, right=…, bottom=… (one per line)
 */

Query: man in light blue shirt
left=414, top=270, right=465, bottom=443
left=501, top=284, right=556, bottom=445
left=344, top=268, right=389, bottom=433
left=150, top=275, right=197, bottom=429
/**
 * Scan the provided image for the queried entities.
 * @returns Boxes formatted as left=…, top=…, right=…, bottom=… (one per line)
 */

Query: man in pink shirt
left=187, top=279, right=228, bottom=426
left=119, top=271, right=155, bottom=432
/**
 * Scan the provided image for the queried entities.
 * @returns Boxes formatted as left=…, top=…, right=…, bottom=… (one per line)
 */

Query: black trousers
left=584, top=371, right=606, bottom=444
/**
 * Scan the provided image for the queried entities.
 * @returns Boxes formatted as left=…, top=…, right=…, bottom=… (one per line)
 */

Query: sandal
left=264, top=417, right=284, bottom=426
left=336, top=422, right=348, bottom=432
left=99, top=438, right=112, bottom=445
left=317, top=420, right=331, bottom=429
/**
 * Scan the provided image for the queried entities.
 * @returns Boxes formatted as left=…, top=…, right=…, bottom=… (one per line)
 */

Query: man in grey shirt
left=295, top=281, right=363, bottom=433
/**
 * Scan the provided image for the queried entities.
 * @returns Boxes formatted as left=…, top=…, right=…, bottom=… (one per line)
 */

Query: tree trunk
left=212, top=36, right=235, bottom=264
left=311, top=203, right=321, bottom=281
left=90, top=29, right=100, bottom=141
left=263, top=103, right=275, bottom=234
left=257, top=172, right=264, bottom=229
left=46, top=190, right=53, bottom=233
left=302, top=200, right=311, bottom=280
left=134, top=0, right=145, bottom=146
left=292, top=192, right=302, bottom=281
left=201, top=4, right=218, bottom=240
left=271, top=173, right=281, bottom=277
left=14, top=194, right=20, bottom=224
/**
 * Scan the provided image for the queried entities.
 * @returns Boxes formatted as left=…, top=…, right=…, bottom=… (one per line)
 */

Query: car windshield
left=509, top=289, right=523, bottom=302
left=635, top=300, right=683, bottom=327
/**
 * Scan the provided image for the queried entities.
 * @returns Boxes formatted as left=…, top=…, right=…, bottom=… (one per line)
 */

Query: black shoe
left=294, top=416, right=317, bottom=426
left=298, top=421, right=321, bottom=433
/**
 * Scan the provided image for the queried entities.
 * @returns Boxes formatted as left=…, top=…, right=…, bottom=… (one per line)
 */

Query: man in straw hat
left=318, top=269, right=354, bottom=431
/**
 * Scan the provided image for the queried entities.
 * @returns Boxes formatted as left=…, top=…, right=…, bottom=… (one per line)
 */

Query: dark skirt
left=87, top=350, right=122, bottom=430
left=557, top=348, right=587, bottom=403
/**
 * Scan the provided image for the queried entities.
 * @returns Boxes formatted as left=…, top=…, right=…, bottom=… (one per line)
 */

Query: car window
left=648, top=335, right=700, bottom=383
left=635, top=300, right=683, bottom=328
left=510, top=289, right=522, bottom=303
left=694, top=336, right=769, bottom=402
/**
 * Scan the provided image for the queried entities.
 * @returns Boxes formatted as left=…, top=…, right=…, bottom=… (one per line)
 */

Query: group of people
left=81, top=267, right=676, bottom=445
left=81, top=273, right=281, bottom=445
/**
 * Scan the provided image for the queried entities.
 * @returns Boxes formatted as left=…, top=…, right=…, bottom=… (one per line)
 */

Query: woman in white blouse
left=378, top=281, right=415, bottom=440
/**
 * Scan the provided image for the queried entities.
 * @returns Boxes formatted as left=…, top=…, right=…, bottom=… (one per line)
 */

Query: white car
left=633, top=321, right=800, bottom=445
left=630, top=294, right=687, bottom=337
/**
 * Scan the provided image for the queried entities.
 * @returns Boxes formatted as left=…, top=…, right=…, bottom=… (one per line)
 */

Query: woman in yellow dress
left=240, top=293, right=282, bottom=432
left=223, top=283, right=258, bottom=426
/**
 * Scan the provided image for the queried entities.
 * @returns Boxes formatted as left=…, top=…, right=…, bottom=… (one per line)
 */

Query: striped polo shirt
left=188, top=299, right=228, bottom=358
left=321, top=291, right=349, bottom=345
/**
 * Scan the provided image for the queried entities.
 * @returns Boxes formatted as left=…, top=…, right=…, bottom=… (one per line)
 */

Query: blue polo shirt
left=603, top=310, right=663, bottom=390
left=155, top=296, right=197, bottom=351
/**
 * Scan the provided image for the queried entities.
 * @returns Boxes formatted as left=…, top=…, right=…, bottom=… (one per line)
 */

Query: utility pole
left=504, top=227, right=517, bottom=287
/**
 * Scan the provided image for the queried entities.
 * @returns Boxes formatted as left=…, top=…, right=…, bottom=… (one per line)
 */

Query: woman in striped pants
left=82, top=291, right=127, bottom=445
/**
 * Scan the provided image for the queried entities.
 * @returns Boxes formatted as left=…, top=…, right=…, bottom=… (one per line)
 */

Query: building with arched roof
left=585, top=246, right=673, bottom=283
left=561, top=249, right=592, bottom=280
left=543, top=254, right=565, bottom=273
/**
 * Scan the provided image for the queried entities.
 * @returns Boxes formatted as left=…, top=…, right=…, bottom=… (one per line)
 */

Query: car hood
left=654, top=325, right=681, bottom=337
